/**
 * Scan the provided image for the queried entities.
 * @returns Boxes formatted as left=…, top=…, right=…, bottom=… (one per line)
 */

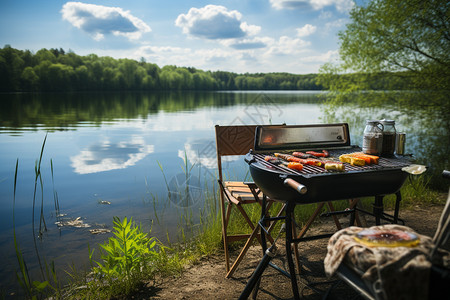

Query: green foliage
left=93, top=216, right=159, bottom=293
left=317, top=0, right=450, bottom=187
left=318, top=0, right=449, bottom=108
left=0, top=45, right=324, bottom=92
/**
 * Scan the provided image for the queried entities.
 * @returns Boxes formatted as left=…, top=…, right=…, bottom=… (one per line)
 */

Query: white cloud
left=296, top=24, right=317, bottom=37
left=301, top=49, right=339, bottom=63
left=266, top=36, right=311, bottom=55
left=175, top=5, right=260, bottom=39
left=61, top=2, right=151, bottom=41
left=70, top=137, right=154, bottom=174
left=221, top=36, right=273, bottom=50
left=324, top=18, right=348, bottom=31
left=135, top=45, right=191, bottom=58
left=239, top=22, right=261, bottom=36
left=270, top=0, right=354, bottom=13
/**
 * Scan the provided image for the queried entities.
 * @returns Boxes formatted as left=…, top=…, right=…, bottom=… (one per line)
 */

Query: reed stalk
left=13, top=159, right=33, bottom=298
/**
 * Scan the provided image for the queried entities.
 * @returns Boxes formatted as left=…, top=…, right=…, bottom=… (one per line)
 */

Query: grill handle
left=283, top=178, right=307, bottom=195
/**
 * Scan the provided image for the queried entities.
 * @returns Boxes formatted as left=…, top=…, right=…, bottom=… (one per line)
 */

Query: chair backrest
left=215, top=124, right=285, bottom=182
left=215, top=124, right=258, bottom=183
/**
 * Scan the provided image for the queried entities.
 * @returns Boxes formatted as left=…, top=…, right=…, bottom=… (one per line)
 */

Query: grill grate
left=253, top=148, right=411, bottom=178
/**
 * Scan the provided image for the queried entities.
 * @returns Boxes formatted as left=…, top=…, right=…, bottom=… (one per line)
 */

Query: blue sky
left=0, top=0, right=357, bottom=74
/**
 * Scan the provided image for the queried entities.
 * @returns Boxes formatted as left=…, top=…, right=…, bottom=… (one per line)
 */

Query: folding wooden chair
left=215, top=124, right=285, bottom=278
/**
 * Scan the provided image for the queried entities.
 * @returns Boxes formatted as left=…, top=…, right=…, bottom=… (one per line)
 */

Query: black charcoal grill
left=239, top=124, right=412, bottom=300
left=245, top=123, right=410, bottom=203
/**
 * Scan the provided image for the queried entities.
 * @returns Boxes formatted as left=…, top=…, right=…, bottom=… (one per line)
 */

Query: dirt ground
left=130, top=203, right=449, bottom=300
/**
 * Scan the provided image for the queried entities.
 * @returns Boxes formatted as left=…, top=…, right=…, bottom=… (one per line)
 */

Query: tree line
left=0, top=45, right=323, bottom=92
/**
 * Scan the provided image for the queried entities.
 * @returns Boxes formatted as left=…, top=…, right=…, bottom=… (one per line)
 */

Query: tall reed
left=12, top=134, right=65, bottom=299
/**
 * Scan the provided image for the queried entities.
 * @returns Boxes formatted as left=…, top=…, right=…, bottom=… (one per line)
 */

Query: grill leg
left=393, top=191, right=401, bottom=224
left=238, top=195, right=273, bottom=300
left=285, top=200, right=301, bottom=300
left=373, top=196, right=384, bottom=225
left=238, top=246, right=275, bottom=300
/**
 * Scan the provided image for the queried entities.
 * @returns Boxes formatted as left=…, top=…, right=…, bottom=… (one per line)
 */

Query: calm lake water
left=0, top=90, right=447, bottom=295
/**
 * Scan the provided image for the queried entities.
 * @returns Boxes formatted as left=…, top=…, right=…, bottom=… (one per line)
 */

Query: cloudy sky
left=0, top=0, right=358, bottom=74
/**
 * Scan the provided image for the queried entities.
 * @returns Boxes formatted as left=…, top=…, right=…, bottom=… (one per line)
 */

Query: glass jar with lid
left=380, top=119, right=396, bottom=156
left=362, top=120, right=384, bottom=155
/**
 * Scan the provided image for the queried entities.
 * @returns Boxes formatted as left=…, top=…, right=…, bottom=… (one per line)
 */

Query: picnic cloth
left=324, top=224, right=450, bottom=300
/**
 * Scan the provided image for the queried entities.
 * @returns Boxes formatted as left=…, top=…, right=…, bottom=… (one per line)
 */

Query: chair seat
left=224, top=181, right=261, bottom=204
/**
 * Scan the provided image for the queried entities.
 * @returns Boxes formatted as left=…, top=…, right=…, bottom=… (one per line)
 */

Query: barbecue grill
left=246, top=123, right=410, bottom=203
left=239, top=123, right=413, bottom=300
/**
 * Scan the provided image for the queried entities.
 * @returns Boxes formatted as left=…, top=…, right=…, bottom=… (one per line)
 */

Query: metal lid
left=380, top=119, right=395, bottom=125
left=253, top=123, right=351, bottom=152
left=366, top=120, right=380, bottom=124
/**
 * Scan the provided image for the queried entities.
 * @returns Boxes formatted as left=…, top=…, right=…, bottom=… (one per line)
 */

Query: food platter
left=354, top=228, right=420, bottom=248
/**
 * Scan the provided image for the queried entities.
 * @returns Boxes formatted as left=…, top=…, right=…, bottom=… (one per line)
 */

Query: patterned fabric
left=324, top=224, right=450, bottom=300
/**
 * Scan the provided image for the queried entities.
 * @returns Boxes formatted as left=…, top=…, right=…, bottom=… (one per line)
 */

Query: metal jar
left=395, top=132, right=406, bottom=155
left=380, top=119, right=397, bottom=156
left=362, top=120, right=384, bottom=155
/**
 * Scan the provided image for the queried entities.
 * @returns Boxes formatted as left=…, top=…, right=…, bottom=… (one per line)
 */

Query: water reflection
left=179, top=139, right=241, bottom=175
left=0, top=91, right=323, bottom=134
left=70, top=136, right=154, bottom=174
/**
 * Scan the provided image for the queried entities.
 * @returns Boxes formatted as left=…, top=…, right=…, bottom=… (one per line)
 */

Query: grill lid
left=253, top=123, right=351, bottom=153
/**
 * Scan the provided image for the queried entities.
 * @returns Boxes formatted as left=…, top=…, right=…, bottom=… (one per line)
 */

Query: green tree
left=47, top=63, right=75, bottom=91
left=0, top=45, right=24, bottom=91
left=35, top=49, right=57, bottom=64
left=20, top=66, right=39, bottom=91
left=317, top=0, right=449, bottom=188
left=75, top=65, right=90, bottom=90
left=318, top=0, right=450, bottom=106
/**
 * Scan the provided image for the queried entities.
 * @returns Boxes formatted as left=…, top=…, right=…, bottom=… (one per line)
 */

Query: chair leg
left=226, top=224, right=260, bottom=278
left=327, top=202, right=342, bottom=230
left=223, top=201, right=233, bottom=273
left=292, top=203, right=325, bottom=276
left=297, top=203, right=325, bottom=239
left=348, top=198, right=362, bottom=226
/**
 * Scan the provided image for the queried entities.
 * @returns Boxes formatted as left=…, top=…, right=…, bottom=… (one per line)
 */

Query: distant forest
left=0, top=45, right=324, bottom=92
left=1, top=45, right=416, bottom=93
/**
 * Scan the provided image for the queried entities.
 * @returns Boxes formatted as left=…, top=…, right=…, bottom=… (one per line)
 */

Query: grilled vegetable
left=353, top=152, right=379, bottom=164
left=339, top=154, right=366, bottom=166
left=349, top=154, right=372, bottom=164
left=324, top=162, right=345, bottom=172
left=339, top=152, right=379, bottom=165
left=287, top=162, right=304, bottom=171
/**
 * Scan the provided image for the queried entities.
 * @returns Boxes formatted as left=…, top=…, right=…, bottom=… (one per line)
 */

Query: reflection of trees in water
left=321, top=91, right=449, bottom=190
left=0, top=91, right=322, bottom=131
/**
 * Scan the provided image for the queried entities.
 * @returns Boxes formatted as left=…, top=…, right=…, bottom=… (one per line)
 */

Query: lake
left=0, top=90, right=447, bottom=295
